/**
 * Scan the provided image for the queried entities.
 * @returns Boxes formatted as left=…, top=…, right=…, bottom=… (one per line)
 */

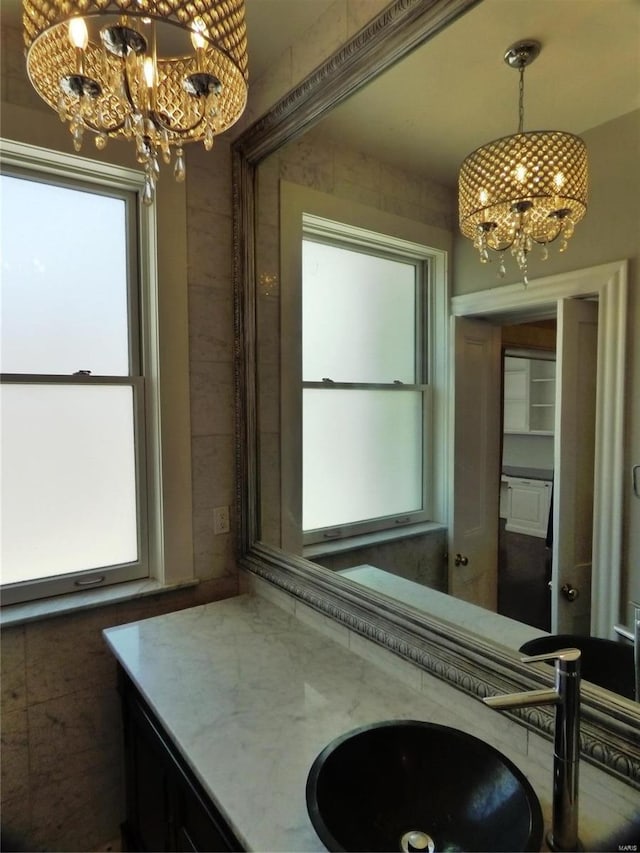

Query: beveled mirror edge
left=231, top=0, right=639, bottom=788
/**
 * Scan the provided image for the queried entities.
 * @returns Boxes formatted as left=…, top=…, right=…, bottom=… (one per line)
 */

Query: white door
left=552, top=298, right=598, bottom=634
left=450, top=316, right=502, bottom=610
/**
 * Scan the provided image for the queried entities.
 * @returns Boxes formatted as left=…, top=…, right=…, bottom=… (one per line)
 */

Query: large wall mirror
left=233, top=0, right=640, bottom=785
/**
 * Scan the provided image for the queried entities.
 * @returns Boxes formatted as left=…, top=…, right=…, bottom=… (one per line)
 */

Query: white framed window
left=278, top=180, right=450, bottom=553
left=1, top=144, right=152, bottom=604
left=301, top=219, right=433, bottom=542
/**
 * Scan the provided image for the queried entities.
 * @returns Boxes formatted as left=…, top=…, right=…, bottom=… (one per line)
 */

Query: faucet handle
left=521, top=647, right=581, bottom=665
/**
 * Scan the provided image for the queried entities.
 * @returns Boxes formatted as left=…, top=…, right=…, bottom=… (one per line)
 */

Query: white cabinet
left=502, top=476, right=552, bottom=538
left=504, top=356, right=555, bottom=435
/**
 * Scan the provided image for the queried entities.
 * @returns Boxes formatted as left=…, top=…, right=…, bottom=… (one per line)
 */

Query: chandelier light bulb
left=142, top=55, right=155, bottom=89
left=514, top=163, right=527, bottom=183
left=554, top=171, right=566, bottom=190
left=191, top=22, right=208, bottom=52
left=457, top=39, right=588, bottom=284
left=68, top=17, right=88, bottom=50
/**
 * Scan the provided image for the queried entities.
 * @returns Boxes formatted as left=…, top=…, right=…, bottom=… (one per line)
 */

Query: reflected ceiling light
left=23, top=0, right=248, bottom=204
left=458, top=40, right=588, bottom=283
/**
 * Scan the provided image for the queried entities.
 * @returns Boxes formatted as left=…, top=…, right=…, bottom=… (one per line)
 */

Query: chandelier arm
left=150, top=103, right=208, bottom=136
left=123, top=55, right=148, bottom=117
left=529, top=223, right=565, bottom=247
left=486, top=236, right=515, bottom=253
left=84, top=115, right=127, bottom=134
left=118, top=52, right=209, bottom=137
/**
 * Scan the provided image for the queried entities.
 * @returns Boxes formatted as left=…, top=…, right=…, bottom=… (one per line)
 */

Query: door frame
left=450, top=260, right=628, bottom=638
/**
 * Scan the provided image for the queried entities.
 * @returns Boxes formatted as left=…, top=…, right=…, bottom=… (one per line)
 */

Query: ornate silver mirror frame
left=232, top=0, right=639, bottom=787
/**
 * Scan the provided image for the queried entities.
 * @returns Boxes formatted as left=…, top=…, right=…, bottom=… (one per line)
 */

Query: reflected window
left=302, top=222, right=432, bottom=541
left=0, top=168, right=147, bottom=602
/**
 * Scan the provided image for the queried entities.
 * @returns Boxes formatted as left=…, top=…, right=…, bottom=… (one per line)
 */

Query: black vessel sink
left=306, top=720, right=543, bottom=852
left=519, top=634, right=635, bottom=699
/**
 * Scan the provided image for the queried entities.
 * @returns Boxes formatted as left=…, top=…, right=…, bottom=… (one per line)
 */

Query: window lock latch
left=322, top=528, right=341, bottom=539
left=73, top=369, right=92, bottom=375
left=322, top=377, right=334, bottom=384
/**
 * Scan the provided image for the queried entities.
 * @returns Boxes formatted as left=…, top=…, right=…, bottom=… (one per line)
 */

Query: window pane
left=302, top=240, right=416, bottom=383
left=1, top=384, right=138, bottom=584
left=303, top=389, right=423, bottom=530
left=0, top=175, right=130, bottom=375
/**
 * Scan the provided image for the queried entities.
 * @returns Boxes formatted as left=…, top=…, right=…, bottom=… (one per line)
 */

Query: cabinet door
left=122, top=684, right=173, bottom=851
left=505, top=479, right=551, bottom=537
left=120, top=668, right=242, bottom=853
left=173, top=782, right=236, bottom=853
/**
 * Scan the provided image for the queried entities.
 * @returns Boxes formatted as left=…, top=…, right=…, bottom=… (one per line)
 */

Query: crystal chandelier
left=458, top=41, right=588, bottom=283
left=23, top=0, right=248, bottom=204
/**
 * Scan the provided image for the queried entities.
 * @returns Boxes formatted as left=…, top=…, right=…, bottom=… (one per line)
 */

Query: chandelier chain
left=518, top=65, right=525, bottom=134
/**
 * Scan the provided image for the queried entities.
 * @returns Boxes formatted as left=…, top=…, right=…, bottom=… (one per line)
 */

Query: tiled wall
left=186, top=141, right=238, bottom=580
left=0, top=578, right=236, bottom=852
left=313, top=528, right=447, bottom=591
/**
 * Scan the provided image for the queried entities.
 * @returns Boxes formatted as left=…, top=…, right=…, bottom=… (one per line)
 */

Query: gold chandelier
left=458, top=40, right=588, bottom=283
left=23, top=0, right=248, bottom=203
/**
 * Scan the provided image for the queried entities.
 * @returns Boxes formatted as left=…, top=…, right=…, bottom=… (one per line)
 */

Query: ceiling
left=4, top=0, right=638, bottom=187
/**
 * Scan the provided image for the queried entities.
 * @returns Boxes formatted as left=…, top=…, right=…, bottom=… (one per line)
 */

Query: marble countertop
left=502, top=466, right=554, bottom=481
left=103, top=593, right=638, bottom=852
left=340, top=565, right=545, bottom=650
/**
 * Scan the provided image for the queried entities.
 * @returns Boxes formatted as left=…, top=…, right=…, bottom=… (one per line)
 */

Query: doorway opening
left=450, top=260, right=626, bottom=639
left=497, top=322, right=557, bottom=632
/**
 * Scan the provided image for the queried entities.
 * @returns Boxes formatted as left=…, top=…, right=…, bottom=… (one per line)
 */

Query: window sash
left=302, top=233, right=429, bottom=385
left=301, top=383, right=432, bottom=543
left=300, top=222, right=431, bottom=542
left=0, top=165, right=141, bottom=378
left=0, top=375, right=148, bottom=605
left=0, top=155, right=148, bottom=604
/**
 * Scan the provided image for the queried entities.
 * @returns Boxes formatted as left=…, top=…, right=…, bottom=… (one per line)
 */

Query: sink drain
left=400, top=830, right=435, bottom=853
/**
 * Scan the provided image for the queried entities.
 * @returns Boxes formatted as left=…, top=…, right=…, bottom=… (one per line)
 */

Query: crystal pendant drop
left=95, top=132, right=108, bottom=151
left=70, top=114, right=85, bottom=152
left=57, top=94, right=67, bottom=122
left=161, top=130, right=171, bottom=165
left=174, top=148, right=186, bottom=182
left=72, top=127, right=84, bottom=151
left=142, top=177, right=154, bottom=206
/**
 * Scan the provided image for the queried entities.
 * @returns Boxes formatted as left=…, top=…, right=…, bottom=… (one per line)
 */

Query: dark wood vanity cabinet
left=118, top=667, right=243, bottom=852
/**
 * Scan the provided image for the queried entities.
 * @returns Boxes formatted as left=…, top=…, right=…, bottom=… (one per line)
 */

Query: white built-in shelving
left=504, top=356, right=555, bottom=435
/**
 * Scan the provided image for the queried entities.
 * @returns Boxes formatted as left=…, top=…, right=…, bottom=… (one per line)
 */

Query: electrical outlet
left=213, top=505, right=230, bottom=535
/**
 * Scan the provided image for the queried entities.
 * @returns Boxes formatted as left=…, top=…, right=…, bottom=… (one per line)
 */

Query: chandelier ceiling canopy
left=23, top=0, right=249, bottom=203
left=458, top=40, right=588, bottom=283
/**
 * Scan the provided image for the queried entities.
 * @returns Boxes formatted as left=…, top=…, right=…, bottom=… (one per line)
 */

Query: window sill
left=0, top=577, right=199, bottom=628
left=304, top=521, right=446, bottom=559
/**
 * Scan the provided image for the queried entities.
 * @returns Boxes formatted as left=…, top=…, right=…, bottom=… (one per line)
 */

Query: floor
left=497, top=519, right=551, bottom=632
